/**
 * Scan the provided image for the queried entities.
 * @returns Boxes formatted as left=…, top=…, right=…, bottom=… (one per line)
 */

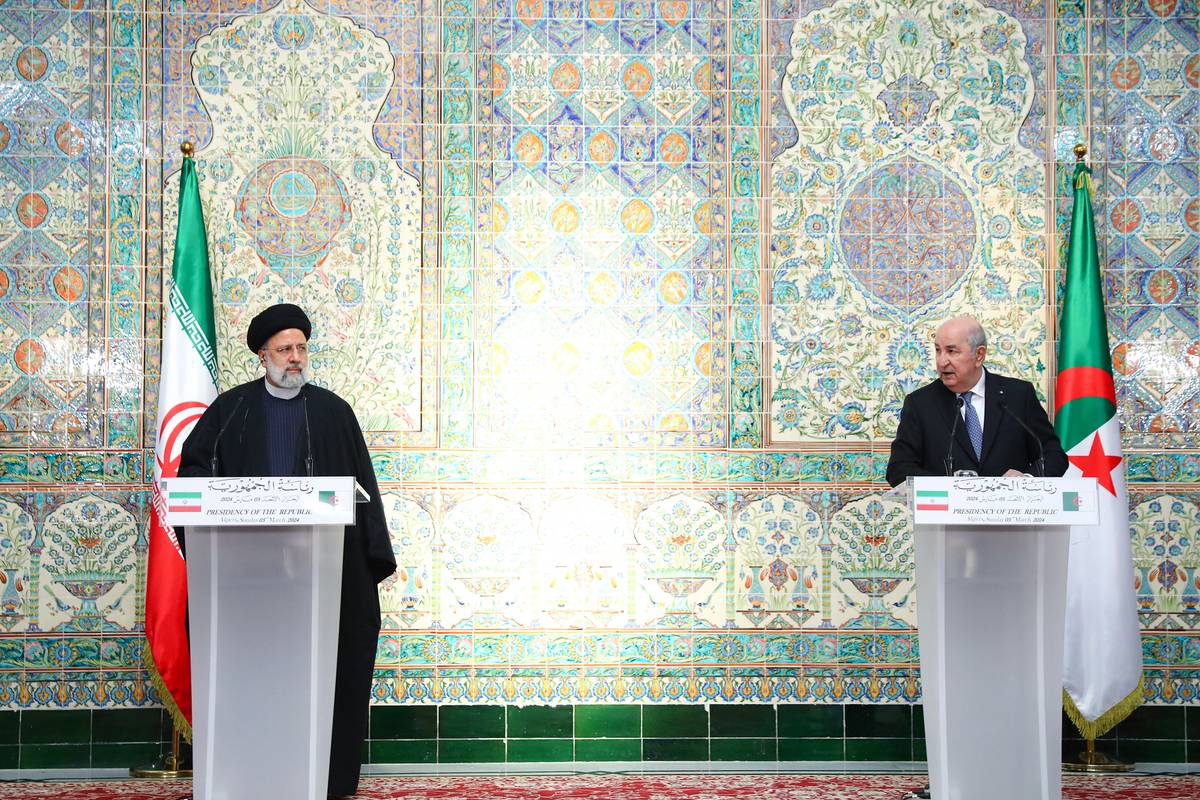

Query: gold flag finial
left=1073, top=143, right=1087, bottom=161
left=181, top=141, right=194, bottom=158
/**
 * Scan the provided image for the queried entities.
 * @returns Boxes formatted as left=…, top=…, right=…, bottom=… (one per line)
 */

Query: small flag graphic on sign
left=1062, top=491, right=1081, bottom=511
left=319, top=490, right=339, bottom=506
left=168, top=491, right=203, bottom=513
left=915, top=490, right=949, bottom=511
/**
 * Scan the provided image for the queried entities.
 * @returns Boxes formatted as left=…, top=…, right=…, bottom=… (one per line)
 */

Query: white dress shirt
left=959, top=371, right=986, bottom=429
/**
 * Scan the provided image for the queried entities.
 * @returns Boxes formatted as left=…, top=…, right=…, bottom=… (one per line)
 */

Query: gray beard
left=266, top=361, right=308, bottom=389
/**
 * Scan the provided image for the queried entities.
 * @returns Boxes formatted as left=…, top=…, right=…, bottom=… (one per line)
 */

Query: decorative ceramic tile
left=1130, top=491, right=1200, bottom=623
left=0, top=497, right=35, bottom=632
left=380, top=493, right=436, bottom=631
left=168, top=1, right=423, bottom=432
left=38, top=496, right=140, bottom=633
left=0, top=2, right=106, bottom=449
left=439, top=0, right=476, bottom=448
left=730, top=494, right=823, bottom=629
left=1095, top=0, right=1200, bottom=447
left=474, top=2, right=728, bottom=449
left=767, top=0, right=1052, bottom=444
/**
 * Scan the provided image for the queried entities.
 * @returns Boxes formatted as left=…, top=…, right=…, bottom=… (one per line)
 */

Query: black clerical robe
left=179, top=379, right=396, bottom=797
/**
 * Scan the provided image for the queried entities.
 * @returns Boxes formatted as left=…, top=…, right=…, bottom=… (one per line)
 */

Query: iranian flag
left=144, top=148, right=216, bottom=737
left=1054, top=158, right=1142, bottom=739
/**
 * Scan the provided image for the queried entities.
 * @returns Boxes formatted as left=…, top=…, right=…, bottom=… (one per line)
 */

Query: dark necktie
left=961, top=390, right=983, bottom=459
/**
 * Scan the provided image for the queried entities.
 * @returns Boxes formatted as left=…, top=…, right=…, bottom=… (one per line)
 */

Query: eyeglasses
left=268, top=343, right=309, bottom=356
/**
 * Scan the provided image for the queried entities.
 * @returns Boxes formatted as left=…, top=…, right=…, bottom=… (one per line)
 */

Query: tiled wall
left=0, top=0, right=1196, bottom=762
left=0, top=703, right=1198, bottom=768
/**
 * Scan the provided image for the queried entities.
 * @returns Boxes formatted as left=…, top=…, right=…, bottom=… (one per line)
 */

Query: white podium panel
left=165, top=477, right=353, bottom=800
left=915, top=522, right=1067, bottom=800
left=907, top=476, right=1098, bottom=800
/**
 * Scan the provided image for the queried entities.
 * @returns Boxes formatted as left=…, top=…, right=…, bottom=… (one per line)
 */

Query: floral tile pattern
left=1094, top=0, right=1200, bottom=448
left=474, top=2, right=728, bottom=449
left=768, top=0, right=1052, bottom=443
left=0, top=3, right=107, bottom=449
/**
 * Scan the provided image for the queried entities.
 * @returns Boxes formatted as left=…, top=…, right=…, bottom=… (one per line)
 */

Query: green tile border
left=575, top=705, right=640, bottom=738
left=19, top=744, right=91, bottom=769
left=92, top=709, right=163, bottom=744
left=4, top=703, right=1197, bottom=767
left=710, top=704, right=776, bottom=738
left=508, top=706, right=572, bottom=739
left=371, top=706, right=437, bottom=740
left=438, top=739, right=505, bottom=763
left=575, top=738, right=640, bottom=761
left=779, top=704, right=843, bottom=738
left=371, top=739, right=437, bottom=764
left=643, top=737, right=708, bottom=761
left=507, top=738, right=573, bottom=762
left=20, top=710, right=91, bottom=745
left=0, top=711, right=17, bottom=745
left=438, top=706, right=504, bottom=739
left=711, top=737, right=776, bottom=761
left=779, top=737, right=845, bottom=761
left=643, top=705, right=708, bottom=738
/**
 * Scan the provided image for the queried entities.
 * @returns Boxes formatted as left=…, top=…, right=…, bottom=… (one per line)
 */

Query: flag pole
left=1060, top=142, right=1134, bottom=775
left=129, top=725, right=191, bottom=779
left=130, top=140, right=200, bottom=783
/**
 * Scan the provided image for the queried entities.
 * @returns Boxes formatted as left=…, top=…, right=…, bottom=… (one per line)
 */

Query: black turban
left=246, top=303, right=311, bottom=352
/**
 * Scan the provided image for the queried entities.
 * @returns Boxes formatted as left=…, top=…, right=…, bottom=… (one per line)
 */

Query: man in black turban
left=178, top=303, right=396, bottom=799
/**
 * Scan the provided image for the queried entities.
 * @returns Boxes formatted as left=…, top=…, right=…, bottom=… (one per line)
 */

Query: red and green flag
left=1055, top=158, right=1142, bottom=740
left=914, top=489, right=949, bottom=512
left=144, top=149, right=216, bottom=738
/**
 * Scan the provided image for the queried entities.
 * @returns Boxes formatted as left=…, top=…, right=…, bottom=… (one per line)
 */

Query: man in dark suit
left=886, top=315, right=1068, bottom=486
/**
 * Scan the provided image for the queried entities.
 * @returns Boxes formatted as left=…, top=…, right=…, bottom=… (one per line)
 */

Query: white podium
left=163, top=476, right=355, bottom=800
left=906, top=476, right=1098, bottom=800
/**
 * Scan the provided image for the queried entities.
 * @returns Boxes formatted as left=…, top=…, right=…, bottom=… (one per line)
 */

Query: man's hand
left=1002, top=468, right=1026, bottom=477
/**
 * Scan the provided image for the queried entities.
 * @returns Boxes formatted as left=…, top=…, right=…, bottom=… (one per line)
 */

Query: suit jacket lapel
left=979, top=371, right=1002, bottom=465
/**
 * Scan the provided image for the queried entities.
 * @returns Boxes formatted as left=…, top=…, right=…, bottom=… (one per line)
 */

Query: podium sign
left=162, top=476, right=353, bottom=527
left=910, top=475, right=1099, bottom=527
left=169, top=476, right=353, bottom=800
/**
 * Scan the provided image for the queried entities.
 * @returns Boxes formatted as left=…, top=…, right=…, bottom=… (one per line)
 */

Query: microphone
left=302, top=394, right=314, bottom=478
left=209, top=393, right=246, bottom=476
left=944, top=395, right=964, bottom=476
left=998, top=399, right=1045, bottom=477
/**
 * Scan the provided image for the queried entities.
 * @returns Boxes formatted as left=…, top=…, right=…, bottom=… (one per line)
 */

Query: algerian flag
left=1055, top=158, right=1142, bottom=739
left=144, top=146, right=217, bottom=738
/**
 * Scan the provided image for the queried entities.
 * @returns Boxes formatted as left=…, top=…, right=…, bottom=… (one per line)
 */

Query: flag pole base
left=129, top=757, right=193, bottom=779
left=130, top=726, right=192, bottom=779
left=1062, top=748, right=1133, bottom=773
left=129, top=766, right=192, bottom=779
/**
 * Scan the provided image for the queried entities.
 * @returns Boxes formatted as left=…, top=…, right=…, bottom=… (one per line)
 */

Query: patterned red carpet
left=0, top=774, right=1197, bottom=799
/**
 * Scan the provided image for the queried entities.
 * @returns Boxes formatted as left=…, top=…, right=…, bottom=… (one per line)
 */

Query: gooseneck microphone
left=998, top=399, right=1045, bottom=477
left=209, top=393, right=246, bottom=476
left=943, top=395, right=964, bottom=476
left=302, top=394, right=314, bottom=478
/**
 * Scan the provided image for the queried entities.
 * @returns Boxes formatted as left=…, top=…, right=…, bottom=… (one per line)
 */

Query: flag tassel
left=143, top=647, right=192, bottom=742
left=130, top=649, right=193, bottom=777
left=1062, top=676, right=1143, bottom=743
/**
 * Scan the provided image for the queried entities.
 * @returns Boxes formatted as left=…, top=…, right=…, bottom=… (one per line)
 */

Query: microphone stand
left=208, top=394, right=245, bottom=476
left=998, top=400, right=1045, bottom=477
left=943, top=395, right=964, bottom=476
